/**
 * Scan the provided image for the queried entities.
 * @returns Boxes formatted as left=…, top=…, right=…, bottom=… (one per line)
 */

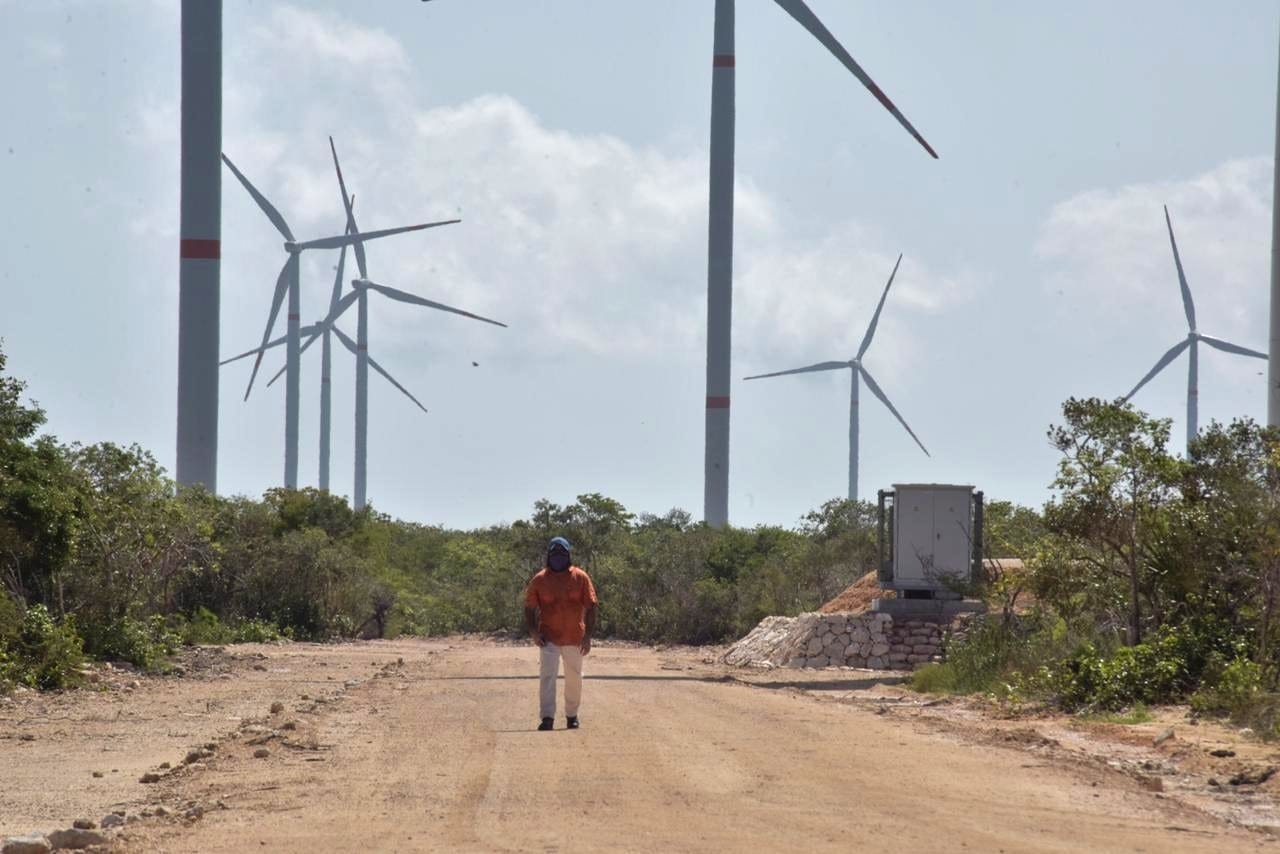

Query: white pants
left=539, top=643, right=584, bottom=720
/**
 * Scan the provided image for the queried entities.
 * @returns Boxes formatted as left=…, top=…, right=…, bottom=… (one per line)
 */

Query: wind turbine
left=220, top=153, right=458, bottom=489
left=701, top=0, right=937, bottom=527
left=221, top=199, right=352, bottom=492
left=743, top=254, right=928, bottom=502
left=266, top=137, right=507, bottom=510
left=1122, top=206, right=1268, bottom=452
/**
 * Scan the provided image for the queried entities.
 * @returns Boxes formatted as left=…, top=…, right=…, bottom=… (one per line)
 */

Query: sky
left=2, top=0, right=1278, bottom=530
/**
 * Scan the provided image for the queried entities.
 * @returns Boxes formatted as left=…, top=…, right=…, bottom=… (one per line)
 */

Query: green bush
left=10, top=604, right=84, bottom=690
left=81, top=615, right=181, bottom=672
left=181, top=607, right=235, bottom=645
left=1190, top=658, right=1280, bottom=737
left=1056, top=620, right=1243, bottom=711
left=232, top=618, right=284, bottom=643
left=0, top=594, right=21, bottom=647
left=914, top=615, right=1067, bottom=697
left=177, top=609, right=284, bottom=646
left=911, top=662, right=959, bottom=693
left=1191, top=657, right=1264, bottom=716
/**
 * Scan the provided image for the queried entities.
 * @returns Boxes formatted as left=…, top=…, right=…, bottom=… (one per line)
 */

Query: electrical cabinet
left=878, top=484, right=982, bottom=595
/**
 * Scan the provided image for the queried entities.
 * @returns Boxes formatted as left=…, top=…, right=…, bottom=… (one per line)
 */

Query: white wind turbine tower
left=700, top=0, right=937, bottom=527
left=1122, top=206, right=1268, bottom=452
left=317, top=209, right=352, bottom=492
left=743, top=254, right=929, bottom=502
left=220, top=153, right=458, bottom=489
left=277, top=137, right=508, bottom=510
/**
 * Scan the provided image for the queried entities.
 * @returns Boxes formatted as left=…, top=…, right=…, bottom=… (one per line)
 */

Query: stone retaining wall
left=723, top=611, right=962, bottom=670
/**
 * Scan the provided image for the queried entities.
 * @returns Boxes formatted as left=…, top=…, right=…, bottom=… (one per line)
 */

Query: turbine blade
left=220, top=332, right=288, bottom=366
left=266, top=323, right=328, bottom=389
left=325, top=289, right=360, bottom=326
left=363, top=281, right=508, bottom=328
left=772, top=0, right=938, bottom=159
left=220, top=153, right=294, bottom=242
left=743, top=361, right=849, bottom=381
left=1164, top=206, right=1196, bottom=331
left=330, top=196, right=352, bottom=312
left=266, top=361, right=286, bottom=389
left=330, top=137, right=368, bottom=280
left=245, top=257, right=293, bottom=401
left=856, top=253, right=903, bottom=359
left=1123, top=338, right=1191, bottom=400
left=332, top=326, right=360, bottom=357
left=295, top=219, right=460, bottom=252
left=366, top=354, right=430, bottom=415
left=332, top=327, right=428, bottom=413
left=859, top=365, right=930, bottom=456
left=1198, top=334, right=1268, bottom=360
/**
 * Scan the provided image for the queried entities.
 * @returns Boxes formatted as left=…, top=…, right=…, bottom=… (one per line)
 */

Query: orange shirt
left=524, top=566, right=599, bottom=646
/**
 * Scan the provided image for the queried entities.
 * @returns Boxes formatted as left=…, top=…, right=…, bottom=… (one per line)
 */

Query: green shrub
left=923, top=615, right=1067, bottom=696
left=1057, top=620, right=1243, bottom=711
left=181, top=607, right=235, bottom=645
left=1190, top=658, right=1280, bottom=737
left=0, top=594, right=21, bottom=647
left=82, top=615, right=181, bottom=672
left=0, top=646, right=17, bottom=690
left=1191, top=657, right=1264, bottom=716
left=11, top=604, right=84, bottom=689
left=231, top=618, right=283, bottom=644
left=911, top=662, right=959, bottom=693
left=178, top=609, right=284, bottom=645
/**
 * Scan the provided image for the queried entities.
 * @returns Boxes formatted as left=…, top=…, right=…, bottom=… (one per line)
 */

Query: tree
left=1179, top=419, right=1280, bottom=663
left=981, top=500, right=1045, bottom=625
left=0, top=344, right=80, bottom=608
left=1044, top=398, right=1182, bottom=644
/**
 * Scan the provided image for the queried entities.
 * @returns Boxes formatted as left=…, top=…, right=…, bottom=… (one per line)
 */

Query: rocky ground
left=1, top=638, right=1276, bottom=852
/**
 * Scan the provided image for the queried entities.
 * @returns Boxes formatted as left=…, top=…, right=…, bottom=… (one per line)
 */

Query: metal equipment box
left=878, top=484, right=983, bottom=597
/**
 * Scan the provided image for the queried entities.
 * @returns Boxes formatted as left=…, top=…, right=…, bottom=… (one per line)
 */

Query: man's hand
left=579, top=636, right=591, bottom=656
left=530, top=628, right=545, bottom=647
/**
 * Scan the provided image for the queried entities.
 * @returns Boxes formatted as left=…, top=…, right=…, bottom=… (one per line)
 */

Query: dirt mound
left=819, top=571, right=894, bottom=614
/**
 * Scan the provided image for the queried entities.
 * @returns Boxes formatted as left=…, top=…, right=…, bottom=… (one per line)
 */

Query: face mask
left=548, top=552, right=570, bottom=572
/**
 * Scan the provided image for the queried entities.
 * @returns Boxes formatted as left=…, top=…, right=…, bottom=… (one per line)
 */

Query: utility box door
left=894, top=487, right=935, bottom=583
left=891, top=484, right=974, bottom=589
left=931, top=489, right=972, bottom=578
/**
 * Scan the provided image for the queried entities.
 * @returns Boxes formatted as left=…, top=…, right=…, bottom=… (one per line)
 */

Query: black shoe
left=566, top=716, right=580, bottom=729
left=538, top=717, right=554, bottom=731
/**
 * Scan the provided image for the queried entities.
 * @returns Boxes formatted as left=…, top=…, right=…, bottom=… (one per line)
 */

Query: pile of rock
left=3, top=818, right=112, bottom=853
left=723, top=611, right=951, bottom=670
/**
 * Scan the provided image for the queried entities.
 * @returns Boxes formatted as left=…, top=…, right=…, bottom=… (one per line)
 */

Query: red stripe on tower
left=706, top=396, right=730, bottom=409
left=713, top=55, right=735, bottom=68
left=180, top=238, right=220, bottom=260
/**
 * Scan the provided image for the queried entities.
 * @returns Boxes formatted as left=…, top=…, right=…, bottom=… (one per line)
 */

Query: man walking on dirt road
left=524, top=537, right=598, bottom=731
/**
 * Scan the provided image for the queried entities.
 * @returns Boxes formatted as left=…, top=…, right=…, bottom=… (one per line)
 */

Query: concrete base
left=872, top=598, right=987, bottom=619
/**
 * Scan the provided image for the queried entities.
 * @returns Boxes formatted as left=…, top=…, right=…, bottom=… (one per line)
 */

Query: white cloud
left=107, top=2, right=975, bottom=513
left=1035, top=157, right=1271, bottom=343
left=135, top=3, right=967, bottom=373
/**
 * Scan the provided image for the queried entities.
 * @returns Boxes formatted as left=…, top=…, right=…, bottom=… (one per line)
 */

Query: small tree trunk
left=1128, top=470, right=1142, bottom=645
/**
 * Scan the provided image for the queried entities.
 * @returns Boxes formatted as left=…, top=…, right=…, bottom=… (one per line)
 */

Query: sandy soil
left=1, top=638, right=1275, bottom=853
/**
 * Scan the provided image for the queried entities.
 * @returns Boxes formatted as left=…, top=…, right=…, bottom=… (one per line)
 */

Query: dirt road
left=1, top=639, right=1270, bottom=852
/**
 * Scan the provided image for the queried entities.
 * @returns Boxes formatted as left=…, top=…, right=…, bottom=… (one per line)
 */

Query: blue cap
left=548, top=536, right=572, bottom=553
